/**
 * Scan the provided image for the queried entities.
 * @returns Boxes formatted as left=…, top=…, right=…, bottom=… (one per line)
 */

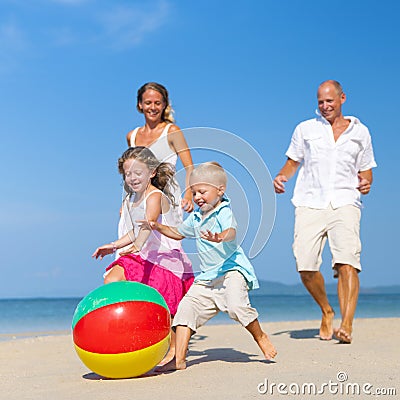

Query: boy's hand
left=200, top=230, right=223, bottom=243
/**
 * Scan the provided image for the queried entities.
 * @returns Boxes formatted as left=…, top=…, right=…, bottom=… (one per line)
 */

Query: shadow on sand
left=272, top=328, right=320, bottom=339
left=81, top=331, right=275, bottom=380
left=186, top=347, right=275, bottom=367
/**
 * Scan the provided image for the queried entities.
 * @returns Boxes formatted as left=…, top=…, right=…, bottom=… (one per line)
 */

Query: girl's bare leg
left=158, top=318, right=176, bottom=366
left=103, top=265, right=126, bottom=284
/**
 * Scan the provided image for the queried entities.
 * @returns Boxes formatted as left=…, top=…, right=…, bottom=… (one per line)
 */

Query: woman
left=118, top=82, right=194, bottom=250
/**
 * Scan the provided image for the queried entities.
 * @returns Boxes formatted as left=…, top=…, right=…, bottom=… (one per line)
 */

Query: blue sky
left=1, top=0, right=399, bottom=298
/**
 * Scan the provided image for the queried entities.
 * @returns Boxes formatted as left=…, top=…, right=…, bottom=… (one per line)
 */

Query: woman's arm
left=168, top=125, right=195, bottom=212
left=126, top=129, right=135, bottom=147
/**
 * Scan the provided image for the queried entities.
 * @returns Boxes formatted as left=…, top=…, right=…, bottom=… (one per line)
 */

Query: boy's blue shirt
left=177, top=196, right=259, bottom=290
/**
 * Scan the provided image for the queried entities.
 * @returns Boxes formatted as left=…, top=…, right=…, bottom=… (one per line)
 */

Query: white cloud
left=95, top=1, right=170, bottom=50
left=0, top=0, right=172, bottom=72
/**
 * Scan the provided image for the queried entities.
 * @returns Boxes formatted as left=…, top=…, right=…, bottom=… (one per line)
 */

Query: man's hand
left=273, top=174, right=288, bottom=194
left=357, top=173, right=371, bottom=195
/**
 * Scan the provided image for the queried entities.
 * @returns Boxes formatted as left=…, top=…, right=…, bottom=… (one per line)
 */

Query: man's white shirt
left=286, top=114, right=377, bottom=209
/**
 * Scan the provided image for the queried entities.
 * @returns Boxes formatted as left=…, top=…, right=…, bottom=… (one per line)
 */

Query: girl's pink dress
left=107, top=190, right=194, bottom=316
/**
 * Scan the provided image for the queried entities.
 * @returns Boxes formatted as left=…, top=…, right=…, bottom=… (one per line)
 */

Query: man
left=273, top=80, right=376, bottom=343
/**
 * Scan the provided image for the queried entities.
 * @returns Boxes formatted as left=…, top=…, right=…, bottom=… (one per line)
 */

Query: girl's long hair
left=118, top=146, right=177, bottom=206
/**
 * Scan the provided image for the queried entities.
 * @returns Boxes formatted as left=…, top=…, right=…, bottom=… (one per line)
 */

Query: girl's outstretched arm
left=92, top=230, right=136, bottom=259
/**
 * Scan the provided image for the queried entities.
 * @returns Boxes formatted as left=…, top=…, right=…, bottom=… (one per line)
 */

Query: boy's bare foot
left=155, top=357, right=187, bottom=372
left=333, top=327, right=352, bottom=344
left=319, top=308, right=335, bottom=340
left=255, top=332, right=277, bottom=360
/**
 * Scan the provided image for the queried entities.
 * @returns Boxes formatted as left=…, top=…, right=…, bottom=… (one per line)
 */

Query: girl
left=92, top=147, right=194, bottom=364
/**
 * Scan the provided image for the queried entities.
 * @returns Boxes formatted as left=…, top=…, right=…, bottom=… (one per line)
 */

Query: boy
left=141, top=162, right=277, bottom=371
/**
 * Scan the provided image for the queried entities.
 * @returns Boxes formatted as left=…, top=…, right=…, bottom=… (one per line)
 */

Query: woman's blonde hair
left=118, top=146, right=177, bottom=205
left=136, top=82, right=175, bottom=123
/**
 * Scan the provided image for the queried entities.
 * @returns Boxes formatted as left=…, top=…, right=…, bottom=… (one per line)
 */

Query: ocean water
left=0, top=293, right=398, bottom=337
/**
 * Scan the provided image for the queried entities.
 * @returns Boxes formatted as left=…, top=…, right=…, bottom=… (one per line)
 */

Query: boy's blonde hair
left=189, top=162, right=227, bottom=187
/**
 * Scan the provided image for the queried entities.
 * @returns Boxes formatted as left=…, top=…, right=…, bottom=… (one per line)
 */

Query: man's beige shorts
left=172, top=270, right=258, bottom=333
left=293, top=204, right=361, bottom=277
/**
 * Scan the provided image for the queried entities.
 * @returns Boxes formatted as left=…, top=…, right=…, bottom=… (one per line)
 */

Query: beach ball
left=72, top=281, right=171, bottom=378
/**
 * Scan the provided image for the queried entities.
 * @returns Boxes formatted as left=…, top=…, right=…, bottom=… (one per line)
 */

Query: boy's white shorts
left=172, top=270, right=258, bottom=333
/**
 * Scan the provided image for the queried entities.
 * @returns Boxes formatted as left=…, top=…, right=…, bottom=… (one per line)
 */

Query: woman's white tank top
left=129, top=123, right=178, bottom=167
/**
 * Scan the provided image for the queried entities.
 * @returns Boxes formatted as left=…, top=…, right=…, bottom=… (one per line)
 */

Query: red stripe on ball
left=73, top=301, right=170, bottom=354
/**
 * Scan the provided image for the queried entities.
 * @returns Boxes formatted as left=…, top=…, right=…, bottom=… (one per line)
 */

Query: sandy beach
left=1, top=318, right=398, bottom=400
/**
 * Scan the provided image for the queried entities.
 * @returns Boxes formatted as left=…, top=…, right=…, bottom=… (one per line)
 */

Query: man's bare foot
left=333, top=327, right=352, bottom=344
left=157, top=348, right=175, bottom=366
left=319, top=309, right=335, bottom=340
left=155, top=357, right=186, bottom=372
left=255, top=332, right=277, bottom=360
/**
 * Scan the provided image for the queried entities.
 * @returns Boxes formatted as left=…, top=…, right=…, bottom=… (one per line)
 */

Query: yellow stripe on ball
left=74, top=334, right=170, bottom=378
